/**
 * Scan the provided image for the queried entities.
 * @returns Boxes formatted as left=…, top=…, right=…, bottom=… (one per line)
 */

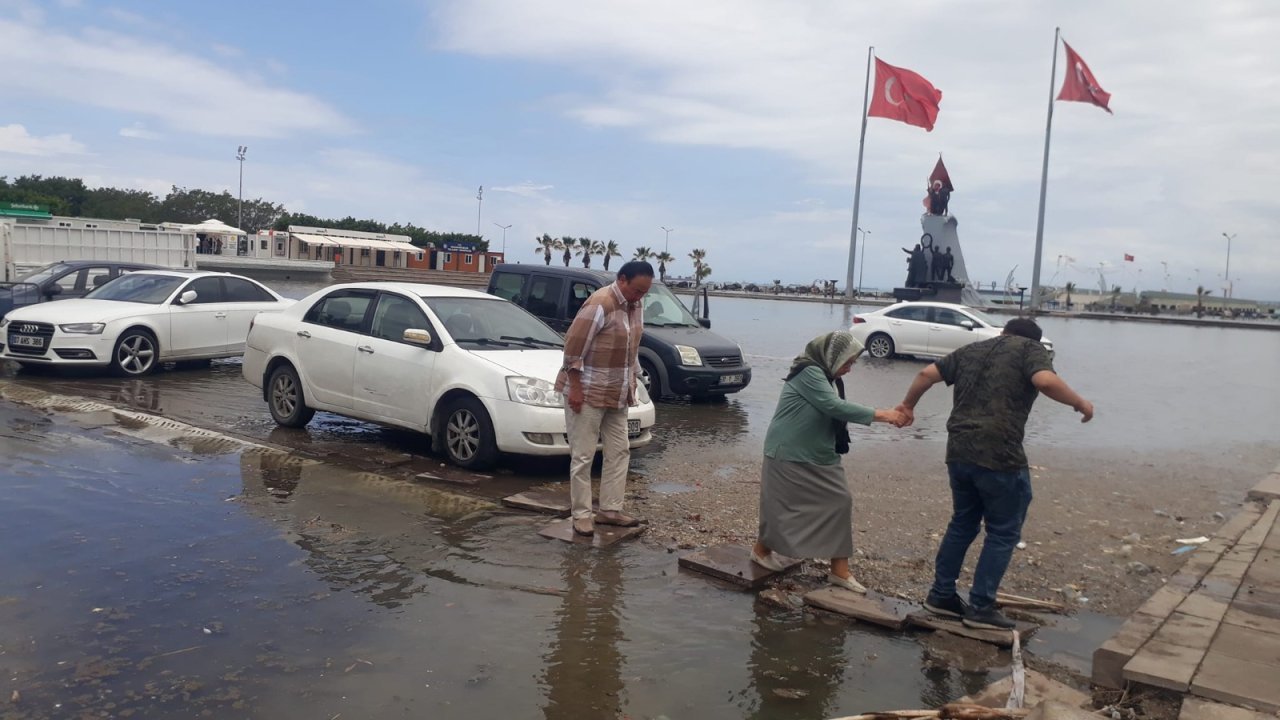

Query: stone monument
left=893, top=158, right=985, bottom=306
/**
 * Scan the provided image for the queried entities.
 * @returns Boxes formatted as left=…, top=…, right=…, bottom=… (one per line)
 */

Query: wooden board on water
left=502, top=485, right=578, bottom=516
left=538, top=518, right=644, bottom=547
left=803, top=587, right=918, bottom=630
left=907, top=612, right=1038, bottom=647
left=677, top=545, right=801, bottom=590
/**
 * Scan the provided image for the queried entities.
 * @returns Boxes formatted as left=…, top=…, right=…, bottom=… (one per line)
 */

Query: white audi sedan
left=0, top=270, right=292, bottom=376
left=242, top=282, right=657, bottom=469
left=850, top=301, right=1054, bottom=360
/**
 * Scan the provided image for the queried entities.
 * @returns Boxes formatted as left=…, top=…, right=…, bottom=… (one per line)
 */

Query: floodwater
left=2, top=289, right=1279, bottom=718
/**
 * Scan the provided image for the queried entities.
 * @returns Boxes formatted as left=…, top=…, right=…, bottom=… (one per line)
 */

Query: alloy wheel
left=117, top=334, right=156, bottom=375
left=447, top=409, right=480, bottom=462
left=271, top=373, right=297, bottom=418
left=868, top=336, right=893, bottom=359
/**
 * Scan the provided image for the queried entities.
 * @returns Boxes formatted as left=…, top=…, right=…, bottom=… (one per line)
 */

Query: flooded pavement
left=0, top=399, right=996, bottom=719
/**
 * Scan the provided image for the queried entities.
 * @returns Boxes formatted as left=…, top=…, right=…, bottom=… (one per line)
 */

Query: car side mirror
left=403, top=328, right=433, bottom=347
left=697, top=317, right=712, bottom=329
left=177, top=290, right=198, bottom=305
left=45, top=284, right=63, bottom=298
left=959, top=320, right=975, bottom=330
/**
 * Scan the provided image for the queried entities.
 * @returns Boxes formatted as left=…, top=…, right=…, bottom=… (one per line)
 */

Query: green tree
left=1195, top=285, right=1210, bottom=318
left=559, top=236, right=574, bottom=267
left=1110, top=284, right=1123, bottom=312
left=574, top=237, right=597, bottom=268
left=654, top=251, right=674, bottom=282
left=633, top=246, right=653, bottom=261
left=695, top=263, right=713, bottom=287
left=688, top=248, right=709, bottom=287
left=601, top=240, right=622, bottom=271
left=535, top=234, right=557, bottom=265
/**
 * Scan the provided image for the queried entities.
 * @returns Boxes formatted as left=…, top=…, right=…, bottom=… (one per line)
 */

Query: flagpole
left=1029, top=27, right=1060, bottom=314
left=845, top=46, right=874, bottom=300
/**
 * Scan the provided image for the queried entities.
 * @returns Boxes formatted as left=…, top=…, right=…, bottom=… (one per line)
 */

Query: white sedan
left=850, top=301, right=1054, bottom=359
left=0, top=270, right=292, bottom=376
left=242, top=282, right=657, bottom=470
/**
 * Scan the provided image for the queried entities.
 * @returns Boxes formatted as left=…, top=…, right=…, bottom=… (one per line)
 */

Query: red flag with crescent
left=867, top=58, right=943, bottom=131
left=929, top=157, right=954, bottom=192
left=1057, top=41, right=1112, bottom=114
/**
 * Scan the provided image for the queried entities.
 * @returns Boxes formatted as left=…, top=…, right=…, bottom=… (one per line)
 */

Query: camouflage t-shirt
left=934, top=335, right=1055, bottom=471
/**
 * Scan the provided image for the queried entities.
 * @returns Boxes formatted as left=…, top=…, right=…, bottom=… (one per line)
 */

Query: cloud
left=490, top=182, right=555, bottom=199
left=118, top=123, right=161, bottom=140
left=0, top=15, right=353, bottom=138
left=0, top=123, right=86, bottom=156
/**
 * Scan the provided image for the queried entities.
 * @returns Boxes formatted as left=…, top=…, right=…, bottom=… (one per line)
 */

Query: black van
left=487, top=264, right=751, bottom=399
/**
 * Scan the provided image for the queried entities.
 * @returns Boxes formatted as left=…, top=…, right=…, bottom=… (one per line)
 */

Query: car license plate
left=720, top=374, right=743, bottom=385
left=10, top=335, right=43, bottom=348
left=627, top=419, right=641, bottom=437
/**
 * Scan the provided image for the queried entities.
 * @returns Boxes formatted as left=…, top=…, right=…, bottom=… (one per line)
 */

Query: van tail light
left=852, top=316, right=866, bottom=324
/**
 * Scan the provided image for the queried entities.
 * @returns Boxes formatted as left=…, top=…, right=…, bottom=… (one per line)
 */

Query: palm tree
left=559, top=236, right=574, bottom=267
left=695, top=264, right=713, bottom=287
left=535, top=234, right=557, bottom=266
left=574, top=237, right=596, bottom=268
left=1064, top=282, right=1076, bottom=311
left=633, top=246, right=653, bottom=261
left=654, top=251, right=675, bottom=282
left=1195, top=285, right=1211, bottom=318
left=772, top=279, right=782, bottom=295
left=1110, top=284, right=1122, bottom=312
left=688, top=248, right=709, bottom=287
left=601, top=240, right=622, bottom=271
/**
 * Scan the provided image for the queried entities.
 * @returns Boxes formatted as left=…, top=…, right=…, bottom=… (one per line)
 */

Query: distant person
left=896, top=318, right=1093, bottom=630
left=556, top=261, right=655, bottom=537
left=752, top=332, right=908, bottom=593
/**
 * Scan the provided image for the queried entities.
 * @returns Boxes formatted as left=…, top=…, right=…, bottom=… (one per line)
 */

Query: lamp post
left=1221, top=232, right=1235, bottom=298
left=476, top=186, right=484, bottom=237
left=856, top=227, right=870, bottom=298
left=235, top=145, right=247, bottom=230
left=660, top=226, right=673, bottom=254
left=492, top=222, right=511, bottom=257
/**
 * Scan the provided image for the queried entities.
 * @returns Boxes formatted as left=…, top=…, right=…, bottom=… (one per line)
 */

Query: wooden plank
left=502, top=486, right=577, bottom=516
left=537, top=518, right=644, bottom=547
left=803, top=587, right=918, bottom=630
left=676, top=544, right=801, bottom=590
left=905, top=612, right=1036, bottom=648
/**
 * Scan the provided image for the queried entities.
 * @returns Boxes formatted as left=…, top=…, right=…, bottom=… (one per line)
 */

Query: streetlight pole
left=660, top=226, right=673, bottom=255
left=856, top=227, right=870, bottom=298
left=236, top=145, right=247, bottom=230
left=492, top=222, right=511, bottom=257
left=1221, top=232, right=1235, bottom=298
left=476, top=186, right=483, bottom=237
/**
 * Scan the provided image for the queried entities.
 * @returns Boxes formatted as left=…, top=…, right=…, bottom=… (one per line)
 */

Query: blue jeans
left=930, top=462, right=1033, bottom=610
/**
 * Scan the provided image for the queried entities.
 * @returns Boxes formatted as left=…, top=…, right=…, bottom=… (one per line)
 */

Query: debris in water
left=1174, top=536, right=1209, bottom=545
left=772, top=688, right=809, bottom=700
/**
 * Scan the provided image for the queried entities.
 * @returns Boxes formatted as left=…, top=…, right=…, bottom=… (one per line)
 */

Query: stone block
left=1136, top=584, right=1194, bottom=621
left=1092, top=612, right=1164, bottom=689
left=1150, top=612, right=1219, bottom=651
left=1191, top=652, right=1280, bottom=713
left=1180, top=697, right=1275, bottom=720
left=1214, top=505, right=1266, bottom=542
left=677, top=544, right=801, bottom=590
left=1208, top=623, right=1280, bottom=667
left=1236, top=501, right=1280, bottom=547
left=537, top=518, right=644, bottom=547
left=1123, top=639, right=1204, bottom=691
left=1246, top=473, right=1280, bottom=502
left=905, top=612, right=1036, bottom=648
left=804, top=587, right=918, bottom=630
left=1222, top=606, right=1280, bottom=635
left=1177, top=592, right=1230, bottom=623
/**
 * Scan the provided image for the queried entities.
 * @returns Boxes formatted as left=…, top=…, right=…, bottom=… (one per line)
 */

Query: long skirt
left=757, top=455, right=854, bottom=559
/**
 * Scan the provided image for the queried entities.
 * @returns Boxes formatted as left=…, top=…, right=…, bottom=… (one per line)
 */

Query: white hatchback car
left=850, top=301, right=1054, bottom=359
left=0, top=270, right=291, bottom=375
left=242, top=282, right=657, bottom=469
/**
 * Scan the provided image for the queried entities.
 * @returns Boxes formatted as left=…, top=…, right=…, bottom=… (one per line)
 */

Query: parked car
left=0, top=270, right=292, bottom=375
left=487, top=264, right=751, bottom=399
left=241, top=282, right=657, bottom=469
left=850, top=301, right=1055, bottom=359
left=0, top=260, right=163, bottom=318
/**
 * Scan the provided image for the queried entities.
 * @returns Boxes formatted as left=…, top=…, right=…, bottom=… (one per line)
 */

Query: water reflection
left=540, top=548, right=626, bottom=719
left=746, top=605, right=850, bottom=720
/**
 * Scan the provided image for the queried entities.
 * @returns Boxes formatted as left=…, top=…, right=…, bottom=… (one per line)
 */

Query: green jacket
left=763, top=366, right=876, bottom=466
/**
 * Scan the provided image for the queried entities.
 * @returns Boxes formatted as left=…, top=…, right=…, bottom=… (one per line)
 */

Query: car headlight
left=633, top=377, right=651, bottom=405
left=507, top=376, right=564, bottom=408
left=58, top=323, right=106, bottom=334
left=675, top=344, right=702, bottom=366
left=0, top=318, right=8, bottom=329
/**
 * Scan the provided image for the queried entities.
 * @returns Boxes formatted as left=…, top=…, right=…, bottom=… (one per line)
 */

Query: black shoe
left=962, top=605, right=1016, bottom=631
left=924, top=593, right=969, bottom=619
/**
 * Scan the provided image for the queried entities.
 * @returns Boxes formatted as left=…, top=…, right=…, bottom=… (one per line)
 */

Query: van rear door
left=523, top=274, right=568, bottom=331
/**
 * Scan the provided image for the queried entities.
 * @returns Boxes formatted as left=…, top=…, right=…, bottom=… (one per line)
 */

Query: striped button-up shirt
left=555, top=283, right=643, bottom=409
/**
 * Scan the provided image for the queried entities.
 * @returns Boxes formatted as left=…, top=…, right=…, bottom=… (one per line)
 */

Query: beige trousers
left=565, top=405, right=630, bottom=520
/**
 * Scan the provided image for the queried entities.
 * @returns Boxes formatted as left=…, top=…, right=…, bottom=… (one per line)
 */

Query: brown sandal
left=572, top=518, right=595, bottom=536
left=595, top=511, right=641, bottom=527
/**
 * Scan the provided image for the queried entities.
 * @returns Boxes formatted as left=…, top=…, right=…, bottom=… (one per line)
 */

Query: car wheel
left=111, top=329, right=159, bottom=377
left=443, top=397, right=497, bottom=470
left=866, top=333, right=895, bottom=359
left=268, top=364, right=315, bottom=428
left=639, top=358, right=663, bottom=398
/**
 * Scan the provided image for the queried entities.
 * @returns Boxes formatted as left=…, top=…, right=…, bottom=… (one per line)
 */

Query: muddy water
left=0, top=403, right=985, bottom=719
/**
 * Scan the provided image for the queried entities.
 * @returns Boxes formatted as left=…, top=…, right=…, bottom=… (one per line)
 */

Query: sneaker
left=750, top=550, right=786, bottom=572
left=828, top=573, right=867, bottom=594
left=924, top=593, right=969, bottom=619
left=963, top=605, right=1016, bottom=631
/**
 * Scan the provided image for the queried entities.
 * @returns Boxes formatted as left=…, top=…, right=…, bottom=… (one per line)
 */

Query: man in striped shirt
left=555, top=261, right=655, bottom=536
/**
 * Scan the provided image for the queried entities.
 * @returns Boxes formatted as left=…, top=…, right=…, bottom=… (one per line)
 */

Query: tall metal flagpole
left=1029, top=28, right=1061, bottom=313
left=845, top=46, right=874, bottom=299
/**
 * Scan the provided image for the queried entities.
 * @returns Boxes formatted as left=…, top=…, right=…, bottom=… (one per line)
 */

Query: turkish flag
left=867, top=58, right=943, bottom=132
left=1124, top=253, right=1135, bottom=262
left=1058, top=41, right=1112, bottom=114
left=929, top=157, right=954, bottom=192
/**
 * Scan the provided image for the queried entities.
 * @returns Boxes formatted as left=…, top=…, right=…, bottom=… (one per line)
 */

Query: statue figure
left=940, top=246, right=956, bottom=283
left=927, top=180, right=951, bottom=216
left=901, top=241, right=930, bottom=288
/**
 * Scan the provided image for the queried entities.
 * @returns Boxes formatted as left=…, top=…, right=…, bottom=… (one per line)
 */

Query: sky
left=1, top=0, right=1277, bottom=298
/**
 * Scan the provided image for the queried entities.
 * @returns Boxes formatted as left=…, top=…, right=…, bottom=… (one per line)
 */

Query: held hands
left=894, top=404, right=915, bottom=427
left=875, top=408, right=910, bottom=428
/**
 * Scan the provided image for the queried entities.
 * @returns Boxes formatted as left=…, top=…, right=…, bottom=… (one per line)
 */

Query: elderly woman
left=752, top=331, right=905, bottom=593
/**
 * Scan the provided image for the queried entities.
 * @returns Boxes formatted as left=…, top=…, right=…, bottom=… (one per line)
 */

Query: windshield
left=85, top=274, right=184, bottom=304
left=642, top=284, right=700, bottom=327
left=423, top=296, right=564, bottom=349
left=18, top=262, right=72, bottom=285
left=963, top=307, right=1005, bottom=328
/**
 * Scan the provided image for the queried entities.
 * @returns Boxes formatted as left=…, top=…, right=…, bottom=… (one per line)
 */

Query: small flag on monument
left=1124, top=253, right=1135, bottom=262
left=868, top=58, right=943, bottom=132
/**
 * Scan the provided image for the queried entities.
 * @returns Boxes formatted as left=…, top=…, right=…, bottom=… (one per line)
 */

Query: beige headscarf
left=785, top=330, right=865, bottom=382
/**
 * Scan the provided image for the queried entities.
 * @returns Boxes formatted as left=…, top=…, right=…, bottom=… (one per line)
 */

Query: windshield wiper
left=455, top=337, right=512, bottom=347
left=646, top=321, right=696, bottom=328
left=499, top=335, right=563, bottom=348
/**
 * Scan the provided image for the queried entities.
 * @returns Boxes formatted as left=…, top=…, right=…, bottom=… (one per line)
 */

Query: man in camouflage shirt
left=898, top=317, right=1093, bottom=630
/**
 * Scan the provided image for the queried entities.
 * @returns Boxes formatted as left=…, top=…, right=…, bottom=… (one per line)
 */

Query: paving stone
left=1222, top=606, right=1280, bottom=635
left=1264, top=522, right=1280, bottom=551
left=1092, top=612, right=1164, bottom=689
left=1180, top=696, right=1275, bottom=720
left=1235, top=501, right=1280, bottom=547
left=537, top=518, right=644, bottom=547
left=1231, top=595, right=1280, bottom=621
left=959, top=668, right=1090, bottom=709
left=1208, top=623, right=1280, bottom=667
left=1246, top=473, right=1280, bottom=502
left=1149, top=612, right=1219, bottom=651
left=1123, top=639, right=1204, bottom=691
left=1137, top=584, right=1195, bottom=621
left=804, top=587, right=918, bottom=630
left=677, top=544, right=801, bottom=590
left=1242, top=550, right=1280, bottom=585
left=1177, top=592, right=1230, bottom=623
left=904, top=612, right=1036, bottom=648
left=1191, top=652, right=1280, bottom=713
left=1214, top=504, right=1267, bottom=542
